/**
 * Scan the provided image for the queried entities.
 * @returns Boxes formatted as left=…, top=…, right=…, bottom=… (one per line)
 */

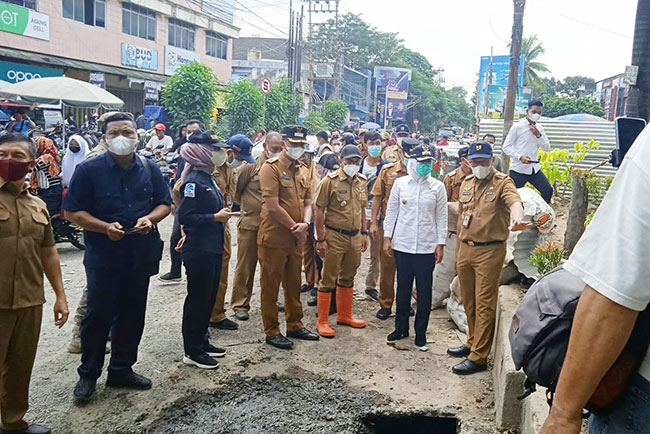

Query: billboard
left=374, top=66, right=411, bottom=126
left=164, top=45, right=200, bottom=76
left=478, top=54, right=525, bottom=110
left=0, top=60, right=62, bottom=83
left=122, top=43, right=158, bottom=71
left=0, top=2, right=49, bottom=41
left=484, top=84, right=533, bottom=118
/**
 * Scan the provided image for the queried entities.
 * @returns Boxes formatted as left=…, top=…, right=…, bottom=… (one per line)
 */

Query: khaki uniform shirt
left=369, top=161, right=407, bottom=220
left=235, top=152, right=267, bottom=231
left=258, top=152, right=312, bottom=248
left=457, top=168, right=522, bottom=243
left=85, top=139, right=108, bottom=160
left=213, top=164, right=236, bottom=206
left=315, top=168, right=367, bottom=232
left=0, top=179, right=55, bottom=309
left=443, top=167, right=471, bottom=202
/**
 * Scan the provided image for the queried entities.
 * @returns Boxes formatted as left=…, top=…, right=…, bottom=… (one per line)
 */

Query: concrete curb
left=492, top=285, right=549, bottom=433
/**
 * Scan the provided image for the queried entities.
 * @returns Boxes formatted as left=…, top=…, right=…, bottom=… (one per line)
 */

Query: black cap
left=188, top=129, right=226, bottom=147
left=318, top=152, right=340, bottom=171
left=342, top=121, right=355, bottom=132
left=395, top=124, right=410, bottom=135
left=410, top=145, right=435, bottom=161
left=401, top=137, right=419, bottom=157
left=281, top=125, right=309, bottom=144
left=468, top=141, right=493, bottom=159
left=458, top=146, right=469, bottom=158
left=341, top=132, right=356, bottom=145
left=340, top=144, right=362, bottom=159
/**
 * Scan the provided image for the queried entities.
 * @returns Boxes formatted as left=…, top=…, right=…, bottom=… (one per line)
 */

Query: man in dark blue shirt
left=63, top=113, right=171, bottom=404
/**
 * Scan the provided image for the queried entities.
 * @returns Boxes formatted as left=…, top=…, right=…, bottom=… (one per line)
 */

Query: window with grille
left=122, top=2, right=156, bottom=41
left=1, top=0, right=38, bottom=10
left=62, top=0, right=105, bottom=27
left=168, top=18, right=195, bottom=51
left=206, top=31, right=228, bottom=59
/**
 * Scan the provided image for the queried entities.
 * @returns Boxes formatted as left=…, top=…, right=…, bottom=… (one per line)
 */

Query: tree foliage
left=541, top=95, right=606, bottom=118
left=160, top=61, right=219, bottom=129
left=224, top=80, right=264, bottom=137
left=263, top=76, right=302, bottom=132
left=301, top=111, right=330, bottom=133
left=508, top=35, right=550, bottom=87
left=538, top=76, right=596, bottom=98
left=321, top=100, right=349, bottom=130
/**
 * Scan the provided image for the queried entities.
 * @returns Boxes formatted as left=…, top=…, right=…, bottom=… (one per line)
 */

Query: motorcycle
left=51, top=213, right=85, bottom=250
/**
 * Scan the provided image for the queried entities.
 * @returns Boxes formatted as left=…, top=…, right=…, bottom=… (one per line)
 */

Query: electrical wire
left=234, top=0, right=289, bottom=36
left=532, top=5, right=632, bottom=39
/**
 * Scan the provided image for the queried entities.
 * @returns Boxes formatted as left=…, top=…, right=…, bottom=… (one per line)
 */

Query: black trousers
left=181, top=249, right=223, bottom=357
left=168, top=216, right=183, bottom=277
left=393, top=250, right=435, bottom=341
left=79, top=267, right=151, bottom=380
left=38, top=184, right=63, bottom=216
left=509, top=169, right=553, bottom=204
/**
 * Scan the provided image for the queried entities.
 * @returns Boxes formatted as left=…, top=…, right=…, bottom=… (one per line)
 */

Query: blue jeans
left=589, top=374, right=650, bottom=434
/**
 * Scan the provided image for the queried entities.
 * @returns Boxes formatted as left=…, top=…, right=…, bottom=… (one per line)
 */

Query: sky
left=234, top=0, right=638, bottom=97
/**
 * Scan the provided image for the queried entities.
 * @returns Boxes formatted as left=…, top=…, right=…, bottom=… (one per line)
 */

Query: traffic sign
left=261, top=77, right=272, bottom=94
left=413, top=118, right=419, bottom=125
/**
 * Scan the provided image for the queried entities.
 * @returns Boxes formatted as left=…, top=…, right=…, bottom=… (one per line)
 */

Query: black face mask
left=69, top=147, right=80, bottom=153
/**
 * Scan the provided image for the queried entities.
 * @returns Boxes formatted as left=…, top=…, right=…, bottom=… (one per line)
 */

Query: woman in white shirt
left=383, top=145, right=448, bottom=347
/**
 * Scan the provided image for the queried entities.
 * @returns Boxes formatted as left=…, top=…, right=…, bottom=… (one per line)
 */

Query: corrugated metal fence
left=479, top=119, right=618, bottom=183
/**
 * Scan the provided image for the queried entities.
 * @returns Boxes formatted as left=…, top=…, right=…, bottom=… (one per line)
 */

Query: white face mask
left=472, top=164, right=491, bottom=179
left=396, top=137, right=404, bottom=146
left=333, top=145, right=341, bottom=153
left=107, top=135, right=138, bottom=155
left=227, top=158, right=243, bottom=168
left=211, top=149, right=227, bottom=167
left=286, top=146, right=305, bottom=160
left=529, top=113, right=542, bottom=123
left=343, top=164, right=360, bottom=178
left=267, top=151, right=280, bottom=159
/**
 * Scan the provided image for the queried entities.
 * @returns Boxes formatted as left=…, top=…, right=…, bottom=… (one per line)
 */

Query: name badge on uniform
left=486, top=191, right=495, bottom=197
left=389, top=174, right=399, bottom=179
left=462, top=213, right=472, bottom=228
left=338, top=189, right=348, bottom=194
left=462, top=191, right=471, bottom=196
left=184, top=183, right=196, bottom=198
left=214, top=173, right=221, bottom=177
left=282, top=175, right=291, bottom=180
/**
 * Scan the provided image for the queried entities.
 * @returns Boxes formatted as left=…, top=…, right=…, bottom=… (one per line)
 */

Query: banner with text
left=478, top=54, right=525, bottom=111
left=164, top=45, right=200, bottom=76
left=0, top=2, right=49, bottom=40
left=121, top=43, right=158, bottom=71
left=374, top=66, right=411, bottom=124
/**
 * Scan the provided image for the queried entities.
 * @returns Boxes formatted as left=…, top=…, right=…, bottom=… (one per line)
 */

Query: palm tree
left=508, top=35, right=550, bottom=87
left=626, top=0, right=650, bottom=120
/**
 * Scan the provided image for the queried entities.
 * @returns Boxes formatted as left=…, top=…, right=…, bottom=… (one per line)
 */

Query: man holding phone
left=502, top=100, right=553, bottom=203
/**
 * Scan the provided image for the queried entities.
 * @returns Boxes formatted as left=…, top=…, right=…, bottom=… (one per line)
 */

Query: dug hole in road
left=31, top=217, right=497, bottom=433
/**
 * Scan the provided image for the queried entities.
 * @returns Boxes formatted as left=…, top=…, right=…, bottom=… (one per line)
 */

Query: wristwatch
left=361, top=231, right=369, bottom=235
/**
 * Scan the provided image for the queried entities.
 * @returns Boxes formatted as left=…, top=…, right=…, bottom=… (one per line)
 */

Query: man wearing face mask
left=360, top=132, right=387, bottom=301
left=230, top=132, right=284, bottom=321
left=258, top=125, right=319, bottom=349
left=63, top=113, right=172, bottom=402
left=314, top=145, right=369, bottom=337
left=394, top=124, right=410, bottom=147
left=443, top=146, right=471, bottom=202
left=448, top=141, right=530, bottom=375
left=502, top=100, right=553, bottom=203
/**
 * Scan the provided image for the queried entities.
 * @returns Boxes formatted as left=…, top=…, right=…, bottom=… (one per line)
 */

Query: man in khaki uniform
left=258, top=125, right=319, bottom=349
left=443, top=146, right=471, bottom=202
left=448, top=141, right=530, bottom=375
left=314, top=145, right=368, bottom=337
left=0, top=133, right=69, bottom=434
left=230, top=132, right=284, bottom=320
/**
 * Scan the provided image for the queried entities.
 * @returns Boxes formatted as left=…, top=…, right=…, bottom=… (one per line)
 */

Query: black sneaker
left=183, top=353, right=219, bottom=369
left=265, top=334, right=293, bottom=349
left=158, top=272, right=181, bottom=283
left=209, top=318, right=239, bottom=330
left=106, top=372, right=152, bottom=390
left=234, top=310, right=249, bottom=321
left=301, top=283, right=314, bottom=293
left=365, top=288, right=379, bottom=301
left=73, top=377, right=96, bottom=405
left=376, top=308, right=391, bottom=320
left=387, top=330, right=409, bottom=341
left=409, top=306, right=415, bottom=317
left=2, top=422, right=52, bottom=434
left=203, top=343, right=226, bottom=358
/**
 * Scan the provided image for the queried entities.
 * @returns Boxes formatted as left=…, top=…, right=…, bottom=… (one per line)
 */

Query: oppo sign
left=0, top=61, right=63, bottom=83
left=6, top=69, right=42, bottom=82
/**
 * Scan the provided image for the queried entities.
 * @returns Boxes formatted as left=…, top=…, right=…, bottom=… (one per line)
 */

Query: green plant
left=301, top=111, right=330, bottom=133
left=540, top=94, right=606, bottom=118
left=583, top=172, right=614, bottom=205
left=538, top=139, right=600, bottom=197
left=321, top=100, right=349, bottom=130
left=264, top=76, right=302, bottom=131
left=224, top=80, right=264, bottom=137
left=160, top=61, right=219, bottom=129
left=529, top=241, right=564, bottom=276
left=585, top=211, right=595, bottom=227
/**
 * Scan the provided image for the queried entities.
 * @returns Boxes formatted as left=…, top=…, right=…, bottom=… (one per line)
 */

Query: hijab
left=407, top=158, right=429, bottom=183
left=61, top=134, right=90, bottom=187
left=29, top=136, right=61, bottom=190
left=179, top=142, right=215, bottom=183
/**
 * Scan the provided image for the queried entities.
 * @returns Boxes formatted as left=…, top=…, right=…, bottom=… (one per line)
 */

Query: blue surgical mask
left=416, top=161, right=433, bottom=177
left=368, top=145, right=382, bottom=158
left=403, top=158, right=409, bottom=167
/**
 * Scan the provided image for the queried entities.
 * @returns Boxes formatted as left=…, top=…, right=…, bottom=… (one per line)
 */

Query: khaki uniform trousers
left=456, top=242, right=507, bottom=364
left=0, top=305, right=42, bottom=430
left=302, top=228, right=318, bottom=287
left=210, top=224, right=231, bottom=322
left=230, top=228, right=258, bottom=312
left=259, top=245, right=305, bottom=337
left=378, top=224, right=397, bottom=309
left=319, top=230, right=362, bottom=291
left=365, top=219, right=380, bottom=290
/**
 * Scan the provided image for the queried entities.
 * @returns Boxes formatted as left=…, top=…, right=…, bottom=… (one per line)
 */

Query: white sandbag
left=447, top=290, right=468, bottom=334
left=432, top=231, right=457, bottom=309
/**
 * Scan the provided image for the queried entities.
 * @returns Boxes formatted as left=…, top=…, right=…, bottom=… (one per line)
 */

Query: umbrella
left=340, top=121, right=356, bottom=130
left=0, top=110, right=10, bottom=122
left=0, top=76, right=123, bottom=109
left=361, top=122, right=380, bottom=130
left=554, top=113, right=607, bottom=122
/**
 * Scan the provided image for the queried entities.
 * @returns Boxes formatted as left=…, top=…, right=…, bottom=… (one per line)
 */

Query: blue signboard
left=478, top=54, right=525, bottom=110
left=121, top=43, right=158, bottom=71
left=0, top=60, right=62, bottom=83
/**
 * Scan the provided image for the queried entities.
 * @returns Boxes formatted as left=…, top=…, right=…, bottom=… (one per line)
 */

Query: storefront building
left=0, top=0, right=238, bottom=117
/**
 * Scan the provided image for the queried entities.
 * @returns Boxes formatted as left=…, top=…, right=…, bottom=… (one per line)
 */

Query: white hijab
left=61, top=134, right=90, bottom=187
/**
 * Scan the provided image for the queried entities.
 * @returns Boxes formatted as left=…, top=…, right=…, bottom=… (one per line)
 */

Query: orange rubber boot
left=317, top=291, right=336, bottom=338
left=336, top=286, right=366, bottom=328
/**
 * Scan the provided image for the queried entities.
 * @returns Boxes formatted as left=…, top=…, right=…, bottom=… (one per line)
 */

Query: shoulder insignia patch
left=357, top=172, right=367, bottom=180
left=184, top=183, right=196, bottom=198
left=389, top=173, right=399, bottom=179
left=495, top=172, right=507, bottom=179
left=384, top=162, right=395, bottom=168
left=267, top=157, right=279, bottom=163
left=327, top=172, right=337, bottom=178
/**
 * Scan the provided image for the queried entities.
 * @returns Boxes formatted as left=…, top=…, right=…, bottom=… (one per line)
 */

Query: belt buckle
left=467, top=240, right=475, bottom=247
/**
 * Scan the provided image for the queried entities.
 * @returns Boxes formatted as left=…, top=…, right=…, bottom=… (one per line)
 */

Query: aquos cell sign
left=0, top=3, right=49, bottom=41
left=0, top=61, right=62, bottom=83
left=121, top=43, right=158, bottom=71
left=164, top=45, right=200, bottom=76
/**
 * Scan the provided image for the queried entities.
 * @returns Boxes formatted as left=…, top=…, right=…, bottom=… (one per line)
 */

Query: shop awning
left=0, top=47, right=169, bottom=82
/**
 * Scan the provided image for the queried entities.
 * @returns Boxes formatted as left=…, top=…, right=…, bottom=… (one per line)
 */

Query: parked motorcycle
left=51, top=214, right=85, bottom=250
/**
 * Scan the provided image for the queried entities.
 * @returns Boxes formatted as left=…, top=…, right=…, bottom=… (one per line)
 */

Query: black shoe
left=409, top=306, right=415, bottom=317
left=277, top=302, right=285, bottom=312
left=307, top=294, right=317, bottom=307
left=209, top=318, right=239, bottom=330
left=234, top=310, right=249, bottom=321
left=158, top=272, right=181, bottom=283
left=452, top=359, right=487, bottom=375
left=301, top=283, right=314, bottom=293
left=387, top=330, right=409, bottom=341
left=183, top=353, right=219, bottom=369
left=287, top=327, right=320, bottom=341
left=365, top=288, right=379, bottom=301
left=203, top=343, right=226, bottom=358
left=73, top=377, right=96, bottom=404
left=376, top=308, right=391, bottom=320
left=447, top=345, right=471, bottom=358
left=265, top=334, right=294, bottom=349
left=106, top=372, right=152, bottom=390
left=0, top=423, right=52, bottom=434
left=415, top=336, right=427, bottom=347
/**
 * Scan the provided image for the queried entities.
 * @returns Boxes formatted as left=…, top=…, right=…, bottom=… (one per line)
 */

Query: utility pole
left=332, top=0, right=342, bottom=99
left=625, top=0, right=650, bottom=120
left=501, top=0, right=525, bottom=173
left=305, top=0, right=339, bottom=110
left=288, top=0, right=294, bottom=83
